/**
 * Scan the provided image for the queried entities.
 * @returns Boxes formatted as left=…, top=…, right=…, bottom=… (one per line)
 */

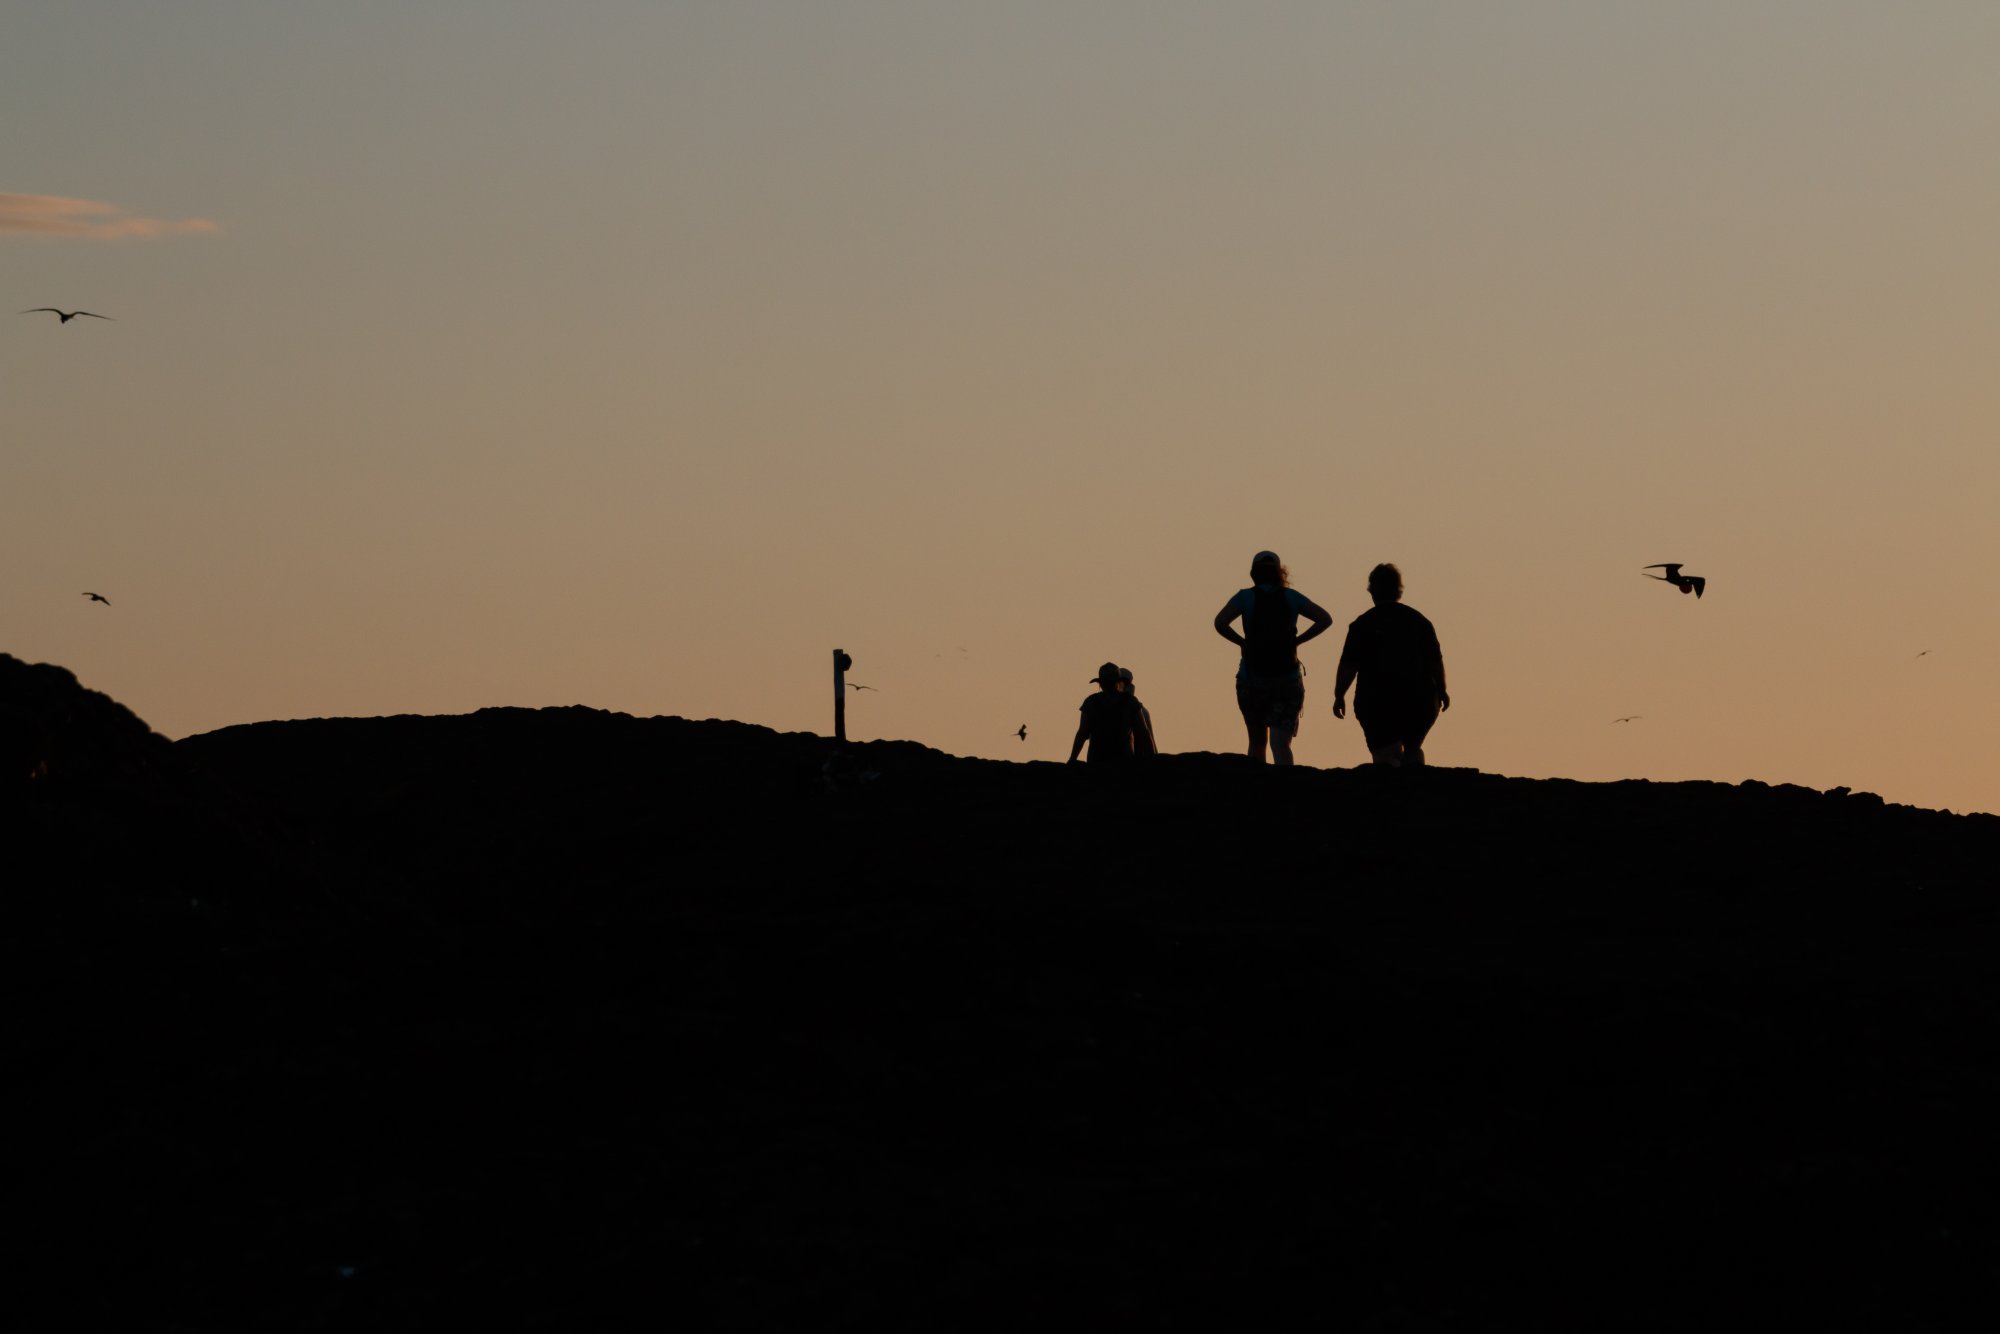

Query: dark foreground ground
left=8, top=653, right=2000, bottom=1329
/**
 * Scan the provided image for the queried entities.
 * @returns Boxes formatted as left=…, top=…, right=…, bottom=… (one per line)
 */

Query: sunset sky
left=6, top=2, right=1996, bottom=813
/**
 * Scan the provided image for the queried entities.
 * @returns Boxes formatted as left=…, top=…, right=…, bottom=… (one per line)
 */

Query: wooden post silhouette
left=833, top=648, right=852, bottom=743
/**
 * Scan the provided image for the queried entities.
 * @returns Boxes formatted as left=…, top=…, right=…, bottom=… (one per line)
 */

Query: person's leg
left=1271, top=720, right=1295, bottom=766
left=1401, top=698, right=1441, bottom=767
left=1269, top=674, right=1303, bottom=767
left=1238, top=676, right=1271, bottom=762
left=1358, top=708, right=1402, bottom=767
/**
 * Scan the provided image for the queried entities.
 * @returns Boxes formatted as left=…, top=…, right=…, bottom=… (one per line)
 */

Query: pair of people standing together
left=1214, top=551, right=1450, bottom=768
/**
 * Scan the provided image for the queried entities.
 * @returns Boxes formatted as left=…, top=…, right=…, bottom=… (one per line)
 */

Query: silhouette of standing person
left=1069, top=662, right=1142, bottom=764
left=1213, top=551, right=1334, bottom=766
left=1332, top=563, right=1450, bottom=767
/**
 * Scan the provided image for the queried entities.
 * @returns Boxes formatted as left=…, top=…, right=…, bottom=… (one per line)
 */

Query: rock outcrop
left=2, top=652, right=174, bottom=788
left=10, top=662, right=1999, bottom=1330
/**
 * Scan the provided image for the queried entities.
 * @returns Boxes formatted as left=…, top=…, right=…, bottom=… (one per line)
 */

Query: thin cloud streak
left=0, top=192, right=217, bottom=239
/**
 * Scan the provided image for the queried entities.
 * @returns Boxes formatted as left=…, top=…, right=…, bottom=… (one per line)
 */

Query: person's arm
left=1213, top=596, right=1246, bottom=649
left=1069, top=707, right=1089, bottom=763
left=1432, top=631, right=1450, bottom=711
left=1293, top=595, right=1335, bottom=650
left=1332, top=625, right=1358, bottom=719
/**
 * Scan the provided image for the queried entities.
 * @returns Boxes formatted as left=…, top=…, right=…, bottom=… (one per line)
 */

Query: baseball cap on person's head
left=1252, top=550, right=1281, bottom=568
left=1091, top=661, right=1122, bottom=686
left=1117, top=667, right=1135, bottom=686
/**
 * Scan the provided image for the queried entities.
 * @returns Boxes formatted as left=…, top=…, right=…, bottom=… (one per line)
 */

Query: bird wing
left=74, top=311, right=113, bottom=320
left=1641, top=564, right=1682, bottom=577
left=21, top=308, right=65, bottom=315
left=1689, top=577, right=1706, bottom=598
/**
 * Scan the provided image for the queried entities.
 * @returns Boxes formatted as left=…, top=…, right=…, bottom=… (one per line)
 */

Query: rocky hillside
left=9, top=654, right=1998, bottom=1329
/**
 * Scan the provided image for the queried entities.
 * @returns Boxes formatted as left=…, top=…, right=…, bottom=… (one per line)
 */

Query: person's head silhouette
left=1251, top=550, right=1290, bottom=588
left=1368, top=563, right=1402, bottom=606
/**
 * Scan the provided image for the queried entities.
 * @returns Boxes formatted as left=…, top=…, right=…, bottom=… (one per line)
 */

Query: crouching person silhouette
left=1214, top=551, right=1333, bottom=766
left=1117, top=666, right=1158, bottom=757
left=1069, top=662, right=1143, bottom=764
left=1332, top=563, right=1450, bottom=767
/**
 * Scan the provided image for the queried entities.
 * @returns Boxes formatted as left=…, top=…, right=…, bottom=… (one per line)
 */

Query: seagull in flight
left=1642, top=564, right=1706, bottom=598
left=1914, top=650, right=1930, bottom=660
left=82, top=592, right=110, bottom=605
left=1612, top=715, right=1642, bottom=724
left=22, top=308, right=113, bottom=324
left=1015, top=725, right=1028, bottom=741
left=846, top=682, right=877, bottom=692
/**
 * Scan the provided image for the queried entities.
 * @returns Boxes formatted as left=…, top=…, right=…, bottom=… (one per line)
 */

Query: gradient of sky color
left=6, top=1, right=1997, bottom=813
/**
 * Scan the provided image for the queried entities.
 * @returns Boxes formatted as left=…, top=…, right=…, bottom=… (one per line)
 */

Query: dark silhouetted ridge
left=9, top=659, right=1998, bottom=1330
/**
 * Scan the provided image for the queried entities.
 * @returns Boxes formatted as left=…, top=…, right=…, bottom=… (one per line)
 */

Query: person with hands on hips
left=1213, top=550, right=1334, bottom=767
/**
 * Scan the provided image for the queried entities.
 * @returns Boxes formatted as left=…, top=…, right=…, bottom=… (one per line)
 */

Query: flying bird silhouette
left=1612, top=715, right=1642, bottom=724
left=1015, top=725, right=1028, bottom=741
left=82, top=592, right=110, bottom=605
left=1642, top=564, right=1706, bottom=598
left=1914, top=650, right=1930, bottom=660
left=22, top=308, right=113, bottom=324
left=846, top=682, right=877, bottom=692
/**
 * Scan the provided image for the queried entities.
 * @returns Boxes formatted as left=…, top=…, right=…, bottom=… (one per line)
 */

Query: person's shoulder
left=1284, top=588, right=1313, bottom=610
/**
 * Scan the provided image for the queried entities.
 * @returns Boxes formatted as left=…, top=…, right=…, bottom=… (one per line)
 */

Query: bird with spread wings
left=1642, top=564, right=1705, bottom=598
left=22, top=308, right=113, bottom=324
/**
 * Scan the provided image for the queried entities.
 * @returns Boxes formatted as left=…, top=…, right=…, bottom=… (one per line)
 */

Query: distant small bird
left=82, top=592, right=110, bottom=605
left=22, top=308, right=113, bottom=323
left=1612, top=715, right=1642, bottom=724
left=1015, top=725, right=1028, bottom=741
left=1914, top=650, right=1930, bottom=660
left=1642, top=564, right=1706, bottom=598
left=846, top=682, right=877, bottom=692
